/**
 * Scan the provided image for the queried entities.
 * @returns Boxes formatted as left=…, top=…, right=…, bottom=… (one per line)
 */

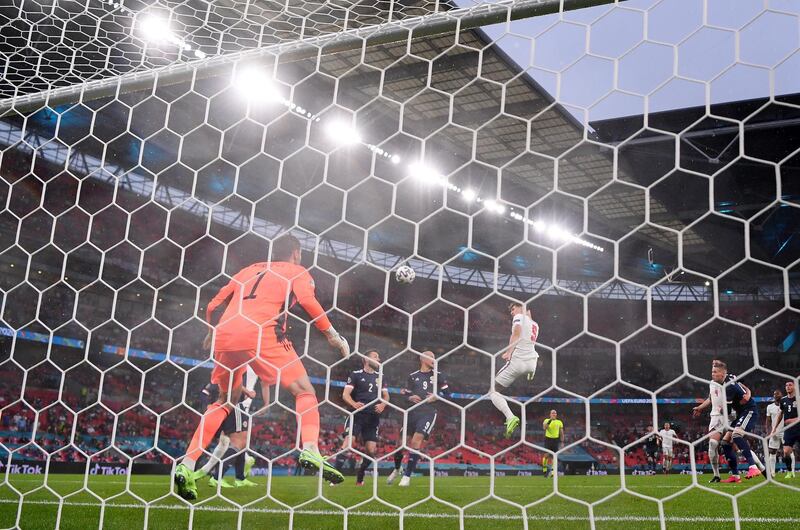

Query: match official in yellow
left=542, top=409, right=564, bottom=477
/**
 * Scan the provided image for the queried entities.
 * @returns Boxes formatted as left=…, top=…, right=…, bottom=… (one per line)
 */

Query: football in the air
left=395, top=265, right=415, bottom=284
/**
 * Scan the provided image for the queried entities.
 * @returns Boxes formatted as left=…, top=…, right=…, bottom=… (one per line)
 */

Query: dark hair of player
left=363, top=350, right=380, bottom=367
left=712, top=360, right=726, bottom=370
left=271, top=234, right=301, bottom=261
left=507, top=302, right=524, bottom=312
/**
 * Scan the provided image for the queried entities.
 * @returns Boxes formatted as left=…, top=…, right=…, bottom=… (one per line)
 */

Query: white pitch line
left=4, top=478, right=167, bottom=486
left=0, top=499, right=798, bottom=523
left=3, top=477, right=690, bottom=489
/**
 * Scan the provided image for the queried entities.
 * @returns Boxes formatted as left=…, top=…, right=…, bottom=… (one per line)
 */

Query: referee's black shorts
left=544, top=437, right=560, bottom=453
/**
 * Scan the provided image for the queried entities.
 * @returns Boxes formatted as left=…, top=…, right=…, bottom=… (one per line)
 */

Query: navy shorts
left=220, top=406, right=248, bottom=434
left=408, top=409, right=437, bottom=440
left=544, top=437, right=560, bottom=453
left=347, top=411, right=380, bottom=443
left=732, top=409, right=758, bottom=433
left=784, top=424, right=799, bottom=448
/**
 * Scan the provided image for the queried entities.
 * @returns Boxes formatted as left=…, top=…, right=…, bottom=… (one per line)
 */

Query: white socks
left=708, top=439, right=719, bottom=476
left=201, top=434, right=230, bottom=476
left=750, top=450, right=765, bottom=471
left=768, top=453, right=777, bottom=476
left=490, top=391, right=514, bottom=420
left=181, top=458, right=197, bottom=472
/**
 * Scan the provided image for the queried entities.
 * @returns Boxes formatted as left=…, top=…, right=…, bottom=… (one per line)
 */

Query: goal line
left=1, top=499, right=797, bottom=524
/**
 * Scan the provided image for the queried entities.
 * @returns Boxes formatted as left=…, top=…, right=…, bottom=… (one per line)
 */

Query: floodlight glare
left=138, top=15, right=171, bottom=42
left=462, top=189, right=476, bottom=202
left=391, top=155, right=401, bottom=164
left=483, top=199, right=506, bottom=214
left=409, top=162, right=444, bottom=185
left=233, top=68, right=283, bottom=103
left=326, top=120, right=362, bottom=145
left=547, top=225, right=567, bottom=240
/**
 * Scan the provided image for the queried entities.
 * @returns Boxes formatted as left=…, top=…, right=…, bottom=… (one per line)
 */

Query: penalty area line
left=0, top=499, right=798, bottom=523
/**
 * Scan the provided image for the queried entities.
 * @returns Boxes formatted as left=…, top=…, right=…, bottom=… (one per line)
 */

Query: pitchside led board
left=0, top=0, right=798, bottom=528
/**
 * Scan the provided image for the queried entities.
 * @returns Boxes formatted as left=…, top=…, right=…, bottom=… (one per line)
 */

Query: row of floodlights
left=135, top=14, right=603, bottom=253
left=407, top=164, right=604, bottom=252
left=137, top=15, right=208, bottom=59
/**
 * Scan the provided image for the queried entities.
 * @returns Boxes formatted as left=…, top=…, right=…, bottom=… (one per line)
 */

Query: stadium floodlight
left=137, top=14, right=171, bottom=43
left=233, top=67, right=283, bottom=104
left=391, top=155, right=402, bottom=164
left=462, top=188, right=477, bottom=202
left=408, top=162, right=445, bottom=186
left=326, top=120, right=362, bottom=145
left=547, top=225, right=568, bottom=240
left=484, top=199, right=506, bottom=214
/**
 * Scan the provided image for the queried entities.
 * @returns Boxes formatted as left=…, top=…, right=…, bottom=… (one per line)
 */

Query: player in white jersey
left=766, top=390, right=784, bottom=478
left=692, top=362, right=729, bottom=483
left=489, top=302, right=540, bottom=439
left=657, top=422, right=679, bottom=474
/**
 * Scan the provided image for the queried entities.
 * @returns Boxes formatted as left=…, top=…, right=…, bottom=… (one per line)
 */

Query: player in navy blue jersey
left=388, top=351, right=450, bottom=487
left=714, top=361, right=765, bottom=483
left=333, top=350, right=390, bottom=485
left=769, top=380, right=798, bottom=479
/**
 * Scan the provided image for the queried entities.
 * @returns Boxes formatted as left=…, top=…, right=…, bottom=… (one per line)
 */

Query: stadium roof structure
left=0, top=0, right=453, bottom=99
left=0, top=0, right=797, bottom=303
left=0, top=0, right=613, bottom=101
left=589, top=93, right=800, bottom=282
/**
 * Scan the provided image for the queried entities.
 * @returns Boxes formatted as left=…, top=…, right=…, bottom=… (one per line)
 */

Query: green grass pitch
left=1, top=473, right=799, bottom=529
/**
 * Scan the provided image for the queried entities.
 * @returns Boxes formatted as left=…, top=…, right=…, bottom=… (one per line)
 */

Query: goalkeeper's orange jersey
left=206, top=261, right=331, bottom=352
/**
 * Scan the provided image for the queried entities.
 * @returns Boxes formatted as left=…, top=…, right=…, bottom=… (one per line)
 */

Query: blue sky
left=455, top=0, right=800, bottom=123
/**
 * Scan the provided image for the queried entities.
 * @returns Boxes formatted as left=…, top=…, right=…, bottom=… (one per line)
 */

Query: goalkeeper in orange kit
left=173, top=234, right=350, bottom=500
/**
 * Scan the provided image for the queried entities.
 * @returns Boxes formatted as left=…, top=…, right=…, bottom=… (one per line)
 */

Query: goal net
left=1, top=0, right=799, bottom=527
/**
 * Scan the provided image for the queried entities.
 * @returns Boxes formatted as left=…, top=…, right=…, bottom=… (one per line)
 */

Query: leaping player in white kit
left=489, top=302, right=540, bottom=438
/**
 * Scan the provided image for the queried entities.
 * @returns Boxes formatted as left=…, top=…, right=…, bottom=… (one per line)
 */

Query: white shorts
left=769, top=434, right=784, bottom=450
left=708, top=415, right=725, bottom=434
left=495, top=356, right=538, bottom=388
left=662, top=447, right=674, bottom=458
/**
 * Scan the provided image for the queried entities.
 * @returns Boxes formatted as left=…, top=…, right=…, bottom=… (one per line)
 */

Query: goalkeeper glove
left=323, top=327, right=350, bottom=358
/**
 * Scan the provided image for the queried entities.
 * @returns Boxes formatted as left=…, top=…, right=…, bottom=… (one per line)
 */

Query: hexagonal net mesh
left=1, top=0, right=799, bottom=528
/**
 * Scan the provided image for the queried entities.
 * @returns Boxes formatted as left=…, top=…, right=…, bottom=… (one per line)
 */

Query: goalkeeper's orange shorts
left=210, top=341, right=308, bottom=393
